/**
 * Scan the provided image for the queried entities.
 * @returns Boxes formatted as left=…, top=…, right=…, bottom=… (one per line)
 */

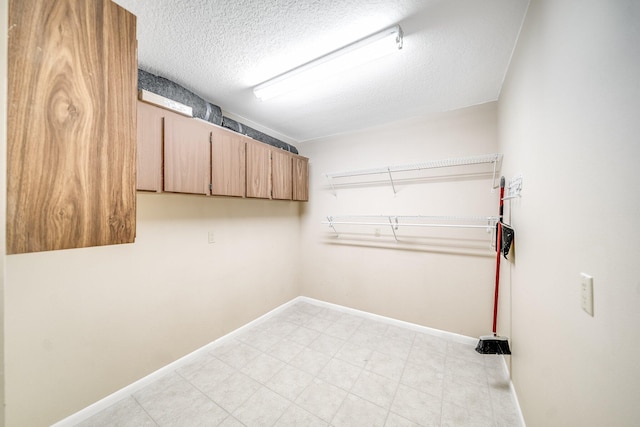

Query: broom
left=476, top=176, right=511, bottom=355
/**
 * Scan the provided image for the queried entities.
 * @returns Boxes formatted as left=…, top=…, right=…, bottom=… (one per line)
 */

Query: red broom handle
left=493, top=178, right=505, bottom=335
left=493, top=222, right=502, bottom=334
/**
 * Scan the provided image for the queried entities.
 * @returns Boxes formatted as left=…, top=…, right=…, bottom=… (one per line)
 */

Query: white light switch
left=208, top=231, right=215, bottom=244
left=580, top=273, right=594, bottom=316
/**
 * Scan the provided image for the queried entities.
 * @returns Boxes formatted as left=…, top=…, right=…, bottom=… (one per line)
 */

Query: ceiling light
left=253, top=25, right=403, bottom=101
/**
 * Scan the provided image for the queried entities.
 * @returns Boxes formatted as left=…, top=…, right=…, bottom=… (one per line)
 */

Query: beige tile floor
left=76, top=301, right=522, bottom=427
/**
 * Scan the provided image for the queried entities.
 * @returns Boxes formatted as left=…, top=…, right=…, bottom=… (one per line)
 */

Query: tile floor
left=76, top=301, right=522, bottom=427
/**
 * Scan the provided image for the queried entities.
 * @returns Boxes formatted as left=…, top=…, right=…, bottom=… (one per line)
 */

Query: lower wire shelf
left=322, top=215, right=500, bottom=243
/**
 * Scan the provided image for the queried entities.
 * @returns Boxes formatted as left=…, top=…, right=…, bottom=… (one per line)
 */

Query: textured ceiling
left=113, top=0, right=529, bottom=142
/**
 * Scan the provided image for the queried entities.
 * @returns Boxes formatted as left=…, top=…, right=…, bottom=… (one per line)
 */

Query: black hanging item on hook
left=476, top=176, right=511, bottom=355
left=500, top=223, right=515, bottom=259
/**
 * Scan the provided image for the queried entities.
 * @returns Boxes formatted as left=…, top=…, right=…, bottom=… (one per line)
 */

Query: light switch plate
left=580, top=273, right=594, bottom=316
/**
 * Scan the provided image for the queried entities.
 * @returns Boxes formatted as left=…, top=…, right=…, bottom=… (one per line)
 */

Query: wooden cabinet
left=7, top=0, right=137, bottom=254
left=136, top=102, right=310, bottom=202
left=271, top=149, right=293, bottom=200
left=246, top=141, right=271, bottom=199
left=211, top=126, right=246, bottom=197
left=269, top=150, right=310, bottom=201
left=272, top=151, right=310, bottom=201
left=163, top=112, right=212, bottom=195
left=137, top=101, right=164, bottom=192
left=246, top=142, right=308, bottom=201
left=293, top=156, right=309, bottom=201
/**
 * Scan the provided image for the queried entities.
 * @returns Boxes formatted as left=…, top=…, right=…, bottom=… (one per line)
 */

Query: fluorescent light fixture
left=253, top=25, right=403, bottom=101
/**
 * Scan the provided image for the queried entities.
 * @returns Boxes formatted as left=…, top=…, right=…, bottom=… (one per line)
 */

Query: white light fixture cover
left=253, top=25, right=403, bottom=101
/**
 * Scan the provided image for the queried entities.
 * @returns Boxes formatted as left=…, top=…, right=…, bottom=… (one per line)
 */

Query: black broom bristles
left=476, top=334, right=511, bottom=355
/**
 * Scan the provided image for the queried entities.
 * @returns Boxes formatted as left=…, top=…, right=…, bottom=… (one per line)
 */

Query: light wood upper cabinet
left=293, top=156, right=309, bottom=201
left=163, top=112, right=211, bottom=195
left=245, top=141, right=309, bottom=201
left=137, top=101, right=164, bottom=192
left=136, top=102, right=310, bottom=201
left=211, top=126, right=246, bottom=197
left=7, top=0, right=137, bottom=254
left=246, top=141, right=271, bottom=199
left=271, top=149, right=293, bottom=200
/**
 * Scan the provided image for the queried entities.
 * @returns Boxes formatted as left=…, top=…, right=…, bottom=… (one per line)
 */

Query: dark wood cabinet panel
left=7, top=0, right=137, bottom=254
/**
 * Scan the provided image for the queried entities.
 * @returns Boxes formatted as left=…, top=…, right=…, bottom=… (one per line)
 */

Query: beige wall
left=298, top=102, right=501, bottom=338
left=498, top=0, right=640, bottom=425
left=4, top=195, right=301, bottom=426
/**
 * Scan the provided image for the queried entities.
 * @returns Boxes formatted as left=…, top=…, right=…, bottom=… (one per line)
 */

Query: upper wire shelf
left=325, top=153, right=503, bottom=195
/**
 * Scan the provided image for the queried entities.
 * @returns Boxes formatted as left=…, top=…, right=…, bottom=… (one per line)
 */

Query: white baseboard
left=297, top=297, right=479, bottom=346
left=52, top=296, right=523, bottom=426
left=501, top=360, right=527, bottom=427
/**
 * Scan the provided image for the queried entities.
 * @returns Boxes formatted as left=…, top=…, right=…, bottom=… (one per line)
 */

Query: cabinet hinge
left=209, top=183, right=212, bottom=191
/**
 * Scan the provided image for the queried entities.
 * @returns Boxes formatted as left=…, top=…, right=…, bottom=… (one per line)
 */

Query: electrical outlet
left=208, top=231, right=215, bottom=244
left=580, top=273, right=594, bottom=316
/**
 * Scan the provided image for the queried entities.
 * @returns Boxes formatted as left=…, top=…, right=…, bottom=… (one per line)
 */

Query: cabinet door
left=211, top=126, right=246, bottom=197
left=7, top=0, right=137, bottom=254
left=293, top=156, right=309, bottom=201
left=271, top=149, right=293, bottom=200
left=246, top=141, right=271, bottom=198
left=164, top=112, right=211, bottom=195
left=137, top=101, right=164, bottom=192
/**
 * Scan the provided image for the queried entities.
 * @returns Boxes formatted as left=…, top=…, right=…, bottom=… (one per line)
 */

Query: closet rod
left=324, top=215, right=499, bottom=229
left=325, top=214, right=499, bottom=221
left=322, top=220, right=495, bottom=229
left=325, top=153, right=503, bottom=195
left=325, top=153, right=503, bottom=179
left=324, top=215, right=499, bottom=243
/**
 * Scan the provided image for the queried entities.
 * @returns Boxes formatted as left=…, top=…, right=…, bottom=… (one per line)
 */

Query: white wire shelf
left=322, top=215, right=500, bottom=243
left=325, top=153, right=503, bottom=194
